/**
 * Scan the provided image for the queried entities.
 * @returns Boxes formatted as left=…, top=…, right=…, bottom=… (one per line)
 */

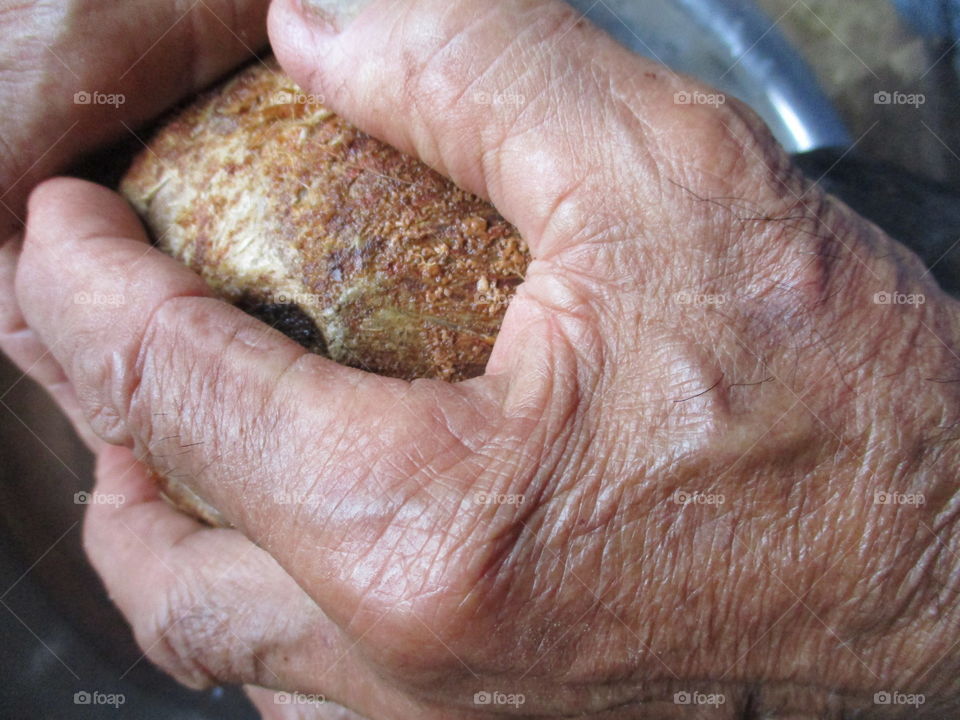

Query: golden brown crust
left=120, top=59, right=530, bottom=524
left=122, top=58, right=529, bottom=381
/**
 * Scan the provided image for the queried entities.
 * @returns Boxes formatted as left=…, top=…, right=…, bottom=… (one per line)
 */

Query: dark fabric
left=793, top=148, right=960, bottom=297
left=894, top=0, right=960, bottom=40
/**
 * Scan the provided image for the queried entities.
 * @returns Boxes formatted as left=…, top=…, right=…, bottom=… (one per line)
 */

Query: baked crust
left=120, top=59, right=529, bottom=524
left=122, top=58, right=528, bottom=381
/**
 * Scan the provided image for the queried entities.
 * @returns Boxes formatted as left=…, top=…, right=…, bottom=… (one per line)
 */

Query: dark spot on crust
left=235, top=294, right=328, bottom=356
left=122, top=58, right=530, bottom=384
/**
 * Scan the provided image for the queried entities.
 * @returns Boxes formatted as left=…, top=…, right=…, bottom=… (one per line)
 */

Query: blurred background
left=761, top=0, right=960, bottom=184
left=1, top=0, right=958, bottom=718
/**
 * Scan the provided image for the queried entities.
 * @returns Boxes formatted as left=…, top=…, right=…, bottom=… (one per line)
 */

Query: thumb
left=266, top=0, right=792, bottom=394
left=268, top=0, right=740, bottom=258
left=16, top=178, right=508, bottom=619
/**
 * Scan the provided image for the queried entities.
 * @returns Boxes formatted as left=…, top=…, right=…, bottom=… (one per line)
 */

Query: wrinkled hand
left=0, top=0, right=270, bottom=448
left=11, top=0, right=960, bottom=718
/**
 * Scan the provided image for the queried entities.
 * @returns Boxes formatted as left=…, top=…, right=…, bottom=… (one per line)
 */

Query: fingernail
left=300, top=0, right=373, bottom=31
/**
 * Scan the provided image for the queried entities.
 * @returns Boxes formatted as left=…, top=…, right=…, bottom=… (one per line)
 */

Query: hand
left=0, top=0, right=270, bottom=449
left=14, top=0, right=960, bottom=718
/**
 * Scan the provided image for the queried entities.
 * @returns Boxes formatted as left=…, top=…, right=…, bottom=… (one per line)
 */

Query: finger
left=84, top=444, right=358, bottom=697
left=1, top=0, right=275, bottom=392
left=87, top=445, right=433, bottom=718
left=267, top=0, right=784, bottom=258
left=0, top=235, right=101, bottom=451
left=1, top=0, right=271, bottom=233
left=19, top=178, right=507, bottom=613
left=266, top=0, right=796, bottom=391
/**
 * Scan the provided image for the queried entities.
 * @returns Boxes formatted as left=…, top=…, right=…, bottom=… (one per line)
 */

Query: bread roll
left=120, top=58, right=529, bottom=524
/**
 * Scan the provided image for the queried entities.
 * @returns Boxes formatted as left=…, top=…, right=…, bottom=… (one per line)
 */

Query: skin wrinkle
left=118, top=295, right=206, bottom=442
left=590, top=57, right=667, bottom=161
left=579, top=539, right=643, bottom=657
left=467, top=32, right=592, bottom=238
left=163, top=553, right=305, bottom=690
left=415, top=382, right=499, bottom=460
left=307, top=392, right=380, bottom=508
left=716, top=102, right=798, bottom=202
left=9, top=0, right=960, bottom=714
left=464, top=415, right=579, bottom=597
left=468, top=455, right=562, bottom=588
left=0, top=129, right=21, bottom=218
left=500, top=61, right=581, bottom=156
left=137, top=302, right=280, bottom=482
left=533, top=174, right=590, bottom=258
left=536, top=238, right=632, bottom=331
left=518, top=265, right=606, bottom=376
left=317, top=454, right=396, bottom=551
left=885, top=539, right=946, bottom=640
left=150, top=566, right=226, bottom=688
left=927, top=505, right=960, bottom=615
left=368, top=401, right=482, bottom=509
left=400, top=6, right=516, bottom=195
left=433, top=9, right=508, bottom=114
left=416, top=519, right=480, bottom=621
left=503, top=516, right=608, bottom=632
left=176, top=603, right=259, bottom=685
left=331, top=421, right=514, bottom=616
left=371, top=503, right=450, bottom=610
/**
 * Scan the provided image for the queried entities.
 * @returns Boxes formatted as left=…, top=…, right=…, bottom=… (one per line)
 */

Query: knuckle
left=70, top=295, right=183, bottom=447
left=758, top=192, right=928, bottom=333
left=674, top=95, right=796, bottom=198
left=71, top=332, right=135, bottom=444
left=139, top=576, right=262, bottom=688
left=649, top=76, right=801, bottom=215
left=135, top=580, right=218, bottom=688
left=125, top=296, right=301, bottom=507
left=761, top=197, right=866, bottom=312
left=125, top=296, right=207, bottom=457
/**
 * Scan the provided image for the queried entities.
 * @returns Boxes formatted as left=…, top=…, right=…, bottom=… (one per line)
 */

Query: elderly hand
left=11, top=0, right=960, bottom=718
left=0, top=0, right=270, bottom=449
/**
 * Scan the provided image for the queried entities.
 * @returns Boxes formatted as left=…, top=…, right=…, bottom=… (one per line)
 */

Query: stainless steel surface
left=570, top=0, right=852, bottom=152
